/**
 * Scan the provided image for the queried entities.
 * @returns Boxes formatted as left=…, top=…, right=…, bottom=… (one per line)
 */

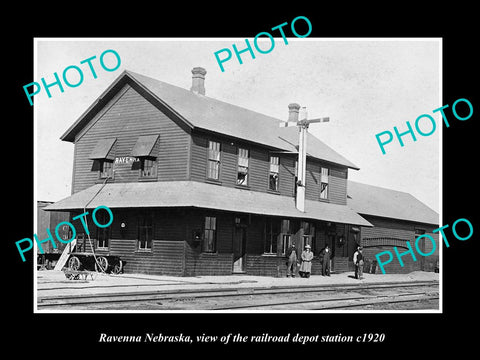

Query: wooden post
left=280, top=105, right=329, bottom=213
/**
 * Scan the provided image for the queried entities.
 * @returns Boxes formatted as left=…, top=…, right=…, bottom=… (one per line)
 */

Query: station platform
left=36, top=270, right=439, bottom=299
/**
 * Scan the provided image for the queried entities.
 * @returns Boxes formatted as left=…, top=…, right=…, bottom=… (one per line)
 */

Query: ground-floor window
left=203, top=216, right=217, bottom=253
left=264, top=218, right=294, bottom=256
left=264, top=218, right=280, bottom=254
left=281, top=234, right=291, bottom=255
left=280, top=219, right=294, bottom=255
left=138, top=214, right=153, bottom=251
left=301, top=221, right=316, bottom=253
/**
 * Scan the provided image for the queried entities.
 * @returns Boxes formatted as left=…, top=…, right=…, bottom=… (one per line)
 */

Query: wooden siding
left=36, top=203, right=70, bottom=254
left=67, top=208, right=189, bottom=275
left=183, top=210, right=235, bottom=275
left=110, top=239, right=184, bottom=275
left=184, top=245, right=233, bottom=276
left=305, top=159, right=347, bottom=205
left=360, top=215, right=439, bottom=273
left=190, top=132, right=349, bottom=205
left=64, top=208, right=438, bottom=276
left=72, top=84, right=190, bottom=194
left=278, top=156, right=296, bottom=197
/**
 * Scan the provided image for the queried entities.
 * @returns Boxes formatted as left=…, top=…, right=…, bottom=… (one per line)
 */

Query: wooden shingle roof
left=60, top=70, right=359, bottom=170
left=44, top=181, right=372, bottom=227
left=347, top=180, right=439, bottom=226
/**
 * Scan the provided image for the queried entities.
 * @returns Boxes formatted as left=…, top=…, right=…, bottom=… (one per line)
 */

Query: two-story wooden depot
left=46, top=67, right=439, bottom=276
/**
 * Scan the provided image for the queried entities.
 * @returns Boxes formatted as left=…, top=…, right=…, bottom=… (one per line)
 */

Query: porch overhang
left=44, top=181, right=372, bottom=227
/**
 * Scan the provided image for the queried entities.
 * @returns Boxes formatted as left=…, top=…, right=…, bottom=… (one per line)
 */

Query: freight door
left=415, top=229, right=426, bottom=271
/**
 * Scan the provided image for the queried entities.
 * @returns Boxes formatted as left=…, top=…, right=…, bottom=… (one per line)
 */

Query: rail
left=37, top=280, right=439, bottom=311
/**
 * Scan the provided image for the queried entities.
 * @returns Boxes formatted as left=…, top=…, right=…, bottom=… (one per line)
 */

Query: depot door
left=233, top=218, right=247, bottom=273
left=415, top=229, right=426, bottom=271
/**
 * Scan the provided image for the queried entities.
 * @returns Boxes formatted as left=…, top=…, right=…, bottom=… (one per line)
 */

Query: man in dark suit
left=285, top=243, right=298, bottom=277
left=353, top=246, right=364, bottom=279
left=320, top=245, right=331, bottom=276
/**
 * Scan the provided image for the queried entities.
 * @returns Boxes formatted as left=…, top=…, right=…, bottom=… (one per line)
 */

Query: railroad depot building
left=45, top=67, right=439, bottom=276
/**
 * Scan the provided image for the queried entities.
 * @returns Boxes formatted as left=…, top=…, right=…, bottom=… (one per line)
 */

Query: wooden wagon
left=66, top=253, right=124, bottom=274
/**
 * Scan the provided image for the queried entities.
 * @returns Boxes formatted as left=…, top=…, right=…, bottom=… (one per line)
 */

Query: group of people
left=285, top=243, right=364, bottom=280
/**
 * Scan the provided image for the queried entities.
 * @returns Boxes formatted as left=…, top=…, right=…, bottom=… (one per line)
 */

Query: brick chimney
left=288, top=103, right=300, bottom=122
left=190, top=67, right=207, bottom=95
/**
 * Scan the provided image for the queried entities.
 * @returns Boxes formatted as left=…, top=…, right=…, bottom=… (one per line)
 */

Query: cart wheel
left=112, top=260, right=123, bottom=275
left=68, top=256, right=81, bottom=271
left=95, top=256, right=108, bottom=272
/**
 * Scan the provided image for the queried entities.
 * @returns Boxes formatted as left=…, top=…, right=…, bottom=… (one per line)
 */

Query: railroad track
left=215, top=290, right=439, bottom=310
left=37, top=280, right=439, bottom=311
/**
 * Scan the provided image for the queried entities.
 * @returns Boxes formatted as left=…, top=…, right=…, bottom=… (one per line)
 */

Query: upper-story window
left=89, top=138, right=116, bottom=180
left=131, top=135, right=159, bottom=180
left=320, top=167, right=329, bottom=199
left=100, top=160, right=114, bottom=179
left=269, top=156, right=279, bottom=191
left=139, top=158, right=157, bottom=178
left=207, top=141, right=221, bottom=180
left=294, top=160, right=298, bottom=197
left=237, top=148, right=249, bottom=186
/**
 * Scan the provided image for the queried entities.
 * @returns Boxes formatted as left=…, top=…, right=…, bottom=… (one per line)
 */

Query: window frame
left=280, top=219, right=293, bottom=256
left=207, top=141, right=221, bottom=180
left=203, top=216, right=217, bottom=253
left=99, top=159, right=114, bottom=179
left=139, top=157, right=158, bottom=179
left=301, top=221, right=316, bottom=253
left=137, top=213, right=154, bottom=252
left=264, top=218, right=280, bottom=255
left=236, top=147, right=249, bottom=186
left=320, top=166, right=329, bottom=200
left=268, top=155, right=280, bottom=191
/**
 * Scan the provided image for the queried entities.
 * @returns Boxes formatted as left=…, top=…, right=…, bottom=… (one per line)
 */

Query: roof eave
left=60, top=70, right=130, bottom=142
left=60, top=71, right=195, bottom=143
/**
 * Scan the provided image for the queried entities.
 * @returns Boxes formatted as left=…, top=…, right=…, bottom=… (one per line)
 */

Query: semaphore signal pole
left=280, top=105, right=329, bottom=212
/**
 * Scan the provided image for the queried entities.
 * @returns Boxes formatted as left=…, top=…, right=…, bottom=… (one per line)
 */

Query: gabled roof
left=347, top=180, right=439, bottom=226
left=44, top=181, right=372, bottom=227
left=60, top=70, right=359, bottom=170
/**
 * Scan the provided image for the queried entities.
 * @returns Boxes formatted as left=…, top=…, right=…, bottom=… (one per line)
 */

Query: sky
left=35, top=38, right=441, bottom=213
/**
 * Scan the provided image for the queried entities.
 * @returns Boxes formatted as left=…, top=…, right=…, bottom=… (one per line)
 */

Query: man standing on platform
left=353, top=246, right=364, bottom=279
left=320, top=245, right=331, bottom=276
left=286, top=243, right=299, bottom=277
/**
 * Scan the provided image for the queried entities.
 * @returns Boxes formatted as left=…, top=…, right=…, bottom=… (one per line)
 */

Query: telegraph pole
left=280, top=105, right=329, bottom=212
